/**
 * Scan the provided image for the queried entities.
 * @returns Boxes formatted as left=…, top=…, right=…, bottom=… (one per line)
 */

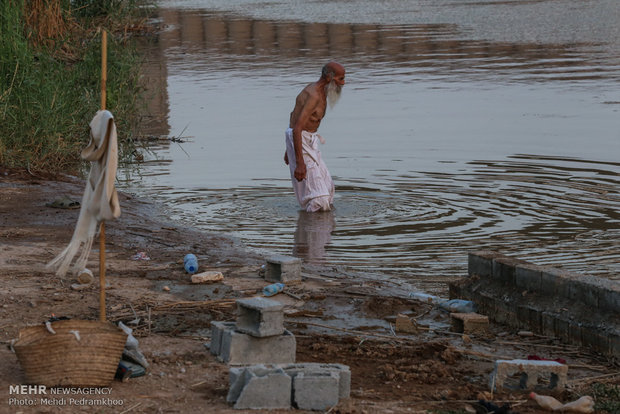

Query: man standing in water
left=284, top=61, right=346, bottom=212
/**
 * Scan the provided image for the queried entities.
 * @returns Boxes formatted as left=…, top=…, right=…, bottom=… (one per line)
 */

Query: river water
left=119, top=0, right=620, bottom=284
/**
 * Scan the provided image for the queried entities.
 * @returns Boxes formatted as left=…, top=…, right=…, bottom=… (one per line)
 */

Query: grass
left=0, top=0, right=151, bottom=174
left=590, top=382, right=620, bottom=413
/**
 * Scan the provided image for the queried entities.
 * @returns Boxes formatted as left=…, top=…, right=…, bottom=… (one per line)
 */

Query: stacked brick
left=450, top=251, right=619, bottom=357
left=210, top=296, right=351, bottom=410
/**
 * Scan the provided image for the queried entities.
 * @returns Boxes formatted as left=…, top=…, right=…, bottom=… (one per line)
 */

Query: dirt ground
left=0, top=168, right=617, bottom=414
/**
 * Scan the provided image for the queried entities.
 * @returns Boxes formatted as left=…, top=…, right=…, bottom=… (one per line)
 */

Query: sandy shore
left=0, top=169, right=615, bottom=413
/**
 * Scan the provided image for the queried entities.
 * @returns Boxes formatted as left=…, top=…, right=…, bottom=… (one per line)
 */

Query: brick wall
left=449, top=251, right=619, bottom=357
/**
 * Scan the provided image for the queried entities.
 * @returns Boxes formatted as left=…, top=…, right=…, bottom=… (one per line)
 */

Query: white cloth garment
left=285, top=128, right=334, bottom=212
left=47, top=110, right=121, bottom=277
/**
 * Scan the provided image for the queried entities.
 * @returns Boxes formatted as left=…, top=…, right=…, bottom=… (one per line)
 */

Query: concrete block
left=265, top=255, right=302, bottom=283
left=236, top=297, right=284, bottom=337
left=229, top=366, right=292, bottom=410
left=280, top=363, right=351, bottom=399
left=540, top=266, right=560, bottom=295
left=598, top=279, right=620, bottom=313
left=541, top=312, right=556, bottom=338
left=468, top=251, right=496, bottom=278
left=546, top=269, right=577, bottom=299
left=293, top=372, right=340, bottom=411
left=528, top=307, right=543, bottom=333
left=568, top=275, right=600, bottom=308
left=450, top=312, right=489, bottom=334
left=515, top=263, right=542, bottom=291
left=492, top=256, right=525, bottom=285
left=582, top=330, right=610, bottom=356
left=568, top=322, right=583, bottom=346
left=609, top=332, right=620, bottom=358
left=517, top=305, right=531, bottom=329
left=219, top=328, right=296, bottom=365
left=490, top=359, right=567, bottom=391
left=210, top=321, right=236, bottom=356
left=554, top=318, right=570, bottom=343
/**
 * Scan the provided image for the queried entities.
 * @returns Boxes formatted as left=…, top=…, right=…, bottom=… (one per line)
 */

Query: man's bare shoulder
left=297, top=82, right=321, bottom=103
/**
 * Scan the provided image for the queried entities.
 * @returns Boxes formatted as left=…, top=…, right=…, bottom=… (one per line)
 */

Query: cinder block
left=210, top=321, right=236, bottom=356
left=540, top=266, right=560, bottom=295
left=546, top=269, right=577, bottom=299
left=568, top=275, right=600, bottom=308
left=492, top=256, right=525, bottom=285
left=541, top=312, right=556, bottom=338
left=609, top=332, right=620, bottom=357
left=236, top=297, right=284, bottom=338
left=554, top=318, right=570, bottom=343
left=528, top=308, right=543, bottom=333
left=228, top=366, right=292, bottom=410
left=265, top=255, right=302, bottom=283
left=280, top=363, right=351, bottom=399
left=450, top=313, right=489, bottom=334
left=517, top=305, right=531, bottom=329
left=568, top=321, right=583, bottom=346
left=490, top=359, right=567, bottom=391
left=219, top=328, right=296, bottom=365
left=515, top=263, right=542, bottom=291
left=293, top=372, right=340, bottom=411
left=468, top=251, right=496, bottom=278
left=598, top=280, right=620, bottom=313
left=582, top=330, right=610, bottom=356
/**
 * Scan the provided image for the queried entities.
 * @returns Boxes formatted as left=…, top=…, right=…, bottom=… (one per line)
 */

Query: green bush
left=0, top=0, right=146, bottom=173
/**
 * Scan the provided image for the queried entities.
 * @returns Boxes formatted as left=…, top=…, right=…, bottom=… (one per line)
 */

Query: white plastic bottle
left=561, top=396, right=594, bottom=413
left=529, top=392, right=563, bottom=411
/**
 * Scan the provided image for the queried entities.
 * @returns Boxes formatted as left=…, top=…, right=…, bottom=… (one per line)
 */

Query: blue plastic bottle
left=263, top=283, right=284, bottom=297
left=184, top=254, right=198, bottom=274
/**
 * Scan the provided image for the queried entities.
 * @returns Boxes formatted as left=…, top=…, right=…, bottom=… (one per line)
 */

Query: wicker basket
left=14, top=319, right=127, bottom=387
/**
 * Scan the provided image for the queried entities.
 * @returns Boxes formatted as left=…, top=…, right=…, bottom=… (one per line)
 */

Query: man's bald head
left=321, top=62, right=345, bottom=81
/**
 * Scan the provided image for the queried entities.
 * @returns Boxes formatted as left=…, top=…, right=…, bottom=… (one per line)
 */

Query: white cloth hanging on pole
left=47, top=110, right=121, bottom=277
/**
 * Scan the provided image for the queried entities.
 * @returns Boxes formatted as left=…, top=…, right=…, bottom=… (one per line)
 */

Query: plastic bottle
left=529, top=392, right=563, bottom=411
left=263, top=283, right=285, bottom=297
left=409, top=292, right=444, bottom=304
left=184, top=254, right=198, bottom=274
left=438, top=299, right=477, bottom=313
left=561, top=396, right=594, bottom=413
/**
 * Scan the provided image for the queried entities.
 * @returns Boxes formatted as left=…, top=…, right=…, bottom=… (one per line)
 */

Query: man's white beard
left=326, top=80, right=342, bottom=109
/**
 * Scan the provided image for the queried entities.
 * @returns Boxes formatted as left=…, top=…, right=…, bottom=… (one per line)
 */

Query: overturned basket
left=14, top=319, right=127, bottom=387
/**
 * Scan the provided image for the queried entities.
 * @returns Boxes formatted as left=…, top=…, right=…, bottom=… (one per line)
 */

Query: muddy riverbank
left=0, top=169, right=617, bottom=413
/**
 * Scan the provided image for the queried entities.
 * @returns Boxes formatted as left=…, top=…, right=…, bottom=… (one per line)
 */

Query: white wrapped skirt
left=285, top=128, right=334, bottom=212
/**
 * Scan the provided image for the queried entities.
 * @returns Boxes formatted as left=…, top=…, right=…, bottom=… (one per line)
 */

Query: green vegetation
left=0, top=0, right=150, bottom=173
left=590, top=382, right=620, bottom=413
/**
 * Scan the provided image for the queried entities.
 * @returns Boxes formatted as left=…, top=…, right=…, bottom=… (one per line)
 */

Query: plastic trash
left=529, top=393, right=594, bottom=412
left=184, top=253, right=198, bottom=274
left=530, top=392, right=563, bottom=410
left=409, top=292, right=444, bottom=304
left=118, top=321, right=139, bottom=349
left=263, top=282, right=285, bottom=297
left=561, top=396, right=595, bottom=413
left=118, top=321, right=149, bottom=368
left=438, top=299, right=477, bottom=313
left=77, top=268, right=94, bottom=285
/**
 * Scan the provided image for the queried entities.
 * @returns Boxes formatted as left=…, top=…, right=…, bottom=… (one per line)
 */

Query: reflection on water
left=120, top=1, right=620, bottom=284
left=294, top=211, right=336, bottom=264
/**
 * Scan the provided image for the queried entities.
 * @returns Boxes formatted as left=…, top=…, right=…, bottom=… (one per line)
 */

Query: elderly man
left=284, top=61, right=346, bottom=212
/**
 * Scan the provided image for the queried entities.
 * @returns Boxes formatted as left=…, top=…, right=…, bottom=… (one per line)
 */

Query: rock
left=191, top=271, right=223, bottom=284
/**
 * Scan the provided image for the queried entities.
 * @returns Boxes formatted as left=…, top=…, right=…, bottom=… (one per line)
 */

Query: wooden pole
left=99, top=29, right=107, bottom=322
left=101, top=30, right=107, bottom=110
